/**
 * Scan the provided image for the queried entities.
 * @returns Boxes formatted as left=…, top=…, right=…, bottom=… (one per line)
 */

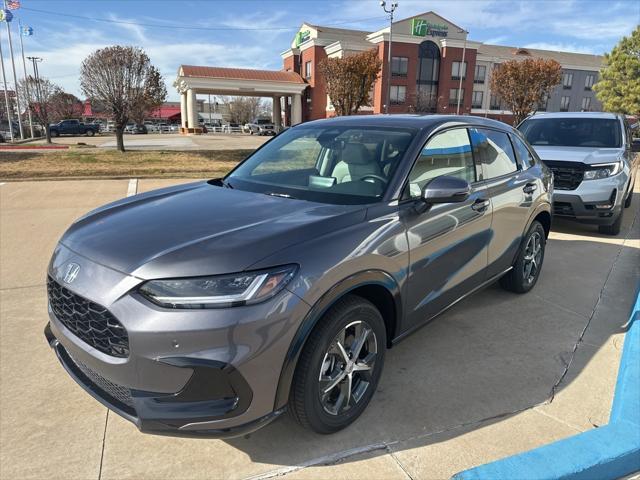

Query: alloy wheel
left=523, top=231, right=543, bottom=284
left=318, top=320, right=378, bottom=416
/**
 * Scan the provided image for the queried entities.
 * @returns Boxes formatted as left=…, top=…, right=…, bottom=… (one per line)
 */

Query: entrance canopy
left=173, top=65, right=308, bottom=133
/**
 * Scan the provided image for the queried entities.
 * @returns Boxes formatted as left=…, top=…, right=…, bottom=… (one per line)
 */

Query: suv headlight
left=139, top=265, right=297, bottom=309
left=583, top=161, right=623, bottom=180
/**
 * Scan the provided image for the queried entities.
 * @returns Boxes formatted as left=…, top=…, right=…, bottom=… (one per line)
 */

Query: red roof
left=148, top=104, right=181, bottom=119
left=180, top=65, right=305, bottom=84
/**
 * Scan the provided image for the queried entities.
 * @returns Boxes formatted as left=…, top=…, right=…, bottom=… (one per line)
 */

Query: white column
left=187, top=89, right=198, bottom=132
left=273, top=96, right=282, bottom=131
left=180, top=91, right=187, bottom=129
left=291, top=94, right=302, bottom=125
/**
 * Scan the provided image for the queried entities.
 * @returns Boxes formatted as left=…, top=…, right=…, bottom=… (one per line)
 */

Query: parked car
left=144, top=122, right=159, bottom=133
left=125, top=123, right=148, bottom=135
left=44, top=115, right=551, bottom=438
left=49, top=119, right=100, bottom=137
left=0, top=120, right=18, bottom=141
left=519, top=112, right=639, bottom=235
left=245, top=117, right=276, bottom=136
left=222, top=123, right=243, bottom=133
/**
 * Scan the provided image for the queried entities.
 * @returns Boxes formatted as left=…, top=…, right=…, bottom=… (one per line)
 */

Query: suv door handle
left=471, top=198, right=490, bottom=212
left=523, top=183, right=537, bottom=194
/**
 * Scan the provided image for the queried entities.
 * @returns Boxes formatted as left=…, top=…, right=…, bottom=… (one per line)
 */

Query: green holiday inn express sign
left=295, top=30, right=311, bottom=47
left=411, top=18, right=448, bottom=38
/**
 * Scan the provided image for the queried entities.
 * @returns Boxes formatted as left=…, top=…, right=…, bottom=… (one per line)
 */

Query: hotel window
left=581, top=97, right=592, bottom=111
left=390, top=85, right=406, bottom=104
left=474, top=64, right=486, bottom=84
left=490, top=94, right=501, bottom=110
left=584, top=74, right=595, bottom=90
left=560, top=96, right=570, bottom=111
left=391, top=56, right=409, bottom=77
left=562, top=72, right=573, bottom=89
left=537, top=95, right=548, bottom=111
left=449, top=88, right=464, bottom=106
left=451, top=61, right=467, bottom=80
left=304, top=61, right=312, bottom=80
left=472, top=90, right=483, bottom=109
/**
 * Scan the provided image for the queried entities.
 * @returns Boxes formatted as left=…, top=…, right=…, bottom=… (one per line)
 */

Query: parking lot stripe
left=127, top=179, right=138, bottom=197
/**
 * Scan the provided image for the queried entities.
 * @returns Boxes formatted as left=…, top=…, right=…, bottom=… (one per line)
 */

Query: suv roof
left=527, top=112, right=621, bottom=120
left=301, top=114, right=512, bottom=131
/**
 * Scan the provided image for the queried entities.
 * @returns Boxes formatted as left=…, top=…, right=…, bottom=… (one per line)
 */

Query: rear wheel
left=289, top=295, right=386, bottom=434
left=500, top=220, right=546, bottom=294
left=50, top=130, right=59, bottom=137
left=598, top=209, right=623, bottom=236
left=86, top=129, right=95, bottom=137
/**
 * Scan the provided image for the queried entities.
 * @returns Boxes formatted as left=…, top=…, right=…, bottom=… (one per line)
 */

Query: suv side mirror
left=631, top=138, right=640, bottom=153
left=422, top=176, right=471, bottom=204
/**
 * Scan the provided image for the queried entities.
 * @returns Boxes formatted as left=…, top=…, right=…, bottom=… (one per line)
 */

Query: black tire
left=624, top=188, right=633, bottom=208
left=289, top=295, right=386, bottom=434
left=86, top=129, right=95, bottom=137
left=598, top=209, right=623, bottom=236
left=50, top=130, right=59, bottom=137
left=500, top=220, right=546, bottom=294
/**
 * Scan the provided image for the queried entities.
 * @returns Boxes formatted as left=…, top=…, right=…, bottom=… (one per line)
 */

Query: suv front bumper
left=552, top=173, right=629, bottom=225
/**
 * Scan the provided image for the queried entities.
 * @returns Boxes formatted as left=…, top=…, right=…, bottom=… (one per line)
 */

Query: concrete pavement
left=0, top=177, right=638, bottom=479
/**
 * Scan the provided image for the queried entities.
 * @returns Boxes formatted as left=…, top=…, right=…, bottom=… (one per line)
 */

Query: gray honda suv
left=45, top=115, right=552, bottom=437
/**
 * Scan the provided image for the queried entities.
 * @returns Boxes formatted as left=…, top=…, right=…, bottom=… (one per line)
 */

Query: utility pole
left=380, top=1, right=398, bottom=115
left=0, top=27, right=14, bottom=141
left=28, top=56, right=48, bottom=142
left=4, top=0, right=24, bottom=139
left=18, top=20, right=33, bottom=137
left=456, top=28, right=468, bottom=116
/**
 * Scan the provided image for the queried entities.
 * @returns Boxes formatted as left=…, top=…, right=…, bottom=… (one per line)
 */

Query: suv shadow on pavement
left=223, top=195, right=639, bottom=474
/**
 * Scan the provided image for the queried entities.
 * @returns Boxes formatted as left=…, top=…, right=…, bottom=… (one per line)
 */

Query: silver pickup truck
left=519, top=112, right=639, bottom=235
left=244, top=118, right=276, bottom=136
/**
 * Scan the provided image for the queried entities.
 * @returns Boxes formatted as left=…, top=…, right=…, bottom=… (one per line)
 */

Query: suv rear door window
left=470, top=128, right=518, bottom=179
left=511, top=134, right=536, bottom=169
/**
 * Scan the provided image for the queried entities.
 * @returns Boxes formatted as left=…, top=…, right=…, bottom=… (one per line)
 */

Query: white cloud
left=523, top=42, right=601, bottom=55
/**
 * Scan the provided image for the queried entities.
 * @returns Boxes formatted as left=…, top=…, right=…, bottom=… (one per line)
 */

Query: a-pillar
left=186, top=89, right=200, bottom=134
left=273, top=96, right=282, bottom=132
left=180, top=91, right=187, bottom=132
left=291, top=94, right=302, bottom=125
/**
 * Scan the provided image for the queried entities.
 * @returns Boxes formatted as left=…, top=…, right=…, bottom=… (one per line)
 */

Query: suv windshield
left=519, top=118, right=622, bottom=148
left=226, top=125, right=417, bottom=204
left=255, top=119, right=272, bottom=125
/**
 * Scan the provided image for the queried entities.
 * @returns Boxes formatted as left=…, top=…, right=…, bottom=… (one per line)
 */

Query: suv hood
left=532, top=146, right=623, bottom=165
left=60, top=181, right=366, bottom=279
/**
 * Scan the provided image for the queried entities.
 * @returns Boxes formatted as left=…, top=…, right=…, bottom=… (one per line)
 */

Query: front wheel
left=289, top=295, right=386, bottom=434
left=500, top=220, right=546, bottom=293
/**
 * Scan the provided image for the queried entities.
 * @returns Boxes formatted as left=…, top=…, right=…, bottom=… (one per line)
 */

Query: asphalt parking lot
left=1, top=176, right=638, bottom=480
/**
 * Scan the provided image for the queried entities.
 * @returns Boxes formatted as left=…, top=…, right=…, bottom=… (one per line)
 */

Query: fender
left=273, top=269, right=402, bottom=410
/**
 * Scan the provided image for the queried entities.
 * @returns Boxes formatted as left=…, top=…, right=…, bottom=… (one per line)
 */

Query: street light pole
left=4, top=0, right=24, bottom=139
left=456, top=28, right=468, bottom=116
left=380, top=1, right=398, bottom=115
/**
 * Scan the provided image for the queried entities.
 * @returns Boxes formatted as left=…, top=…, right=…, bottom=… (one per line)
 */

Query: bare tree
left=318, top=49, right=382, bottom=116
left=48, top=92, right=83, bottom=121
left=490, top=58, right=562, bottom=125
left=80, top=46, right=167, bottom=152
left=218, top=96, right=268, bottom=124
left=18, top=75, right=60, bottom=142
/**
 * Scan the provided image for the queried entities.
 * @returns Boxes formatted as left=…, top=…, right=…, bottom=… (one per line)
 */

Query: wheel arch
left=273, top=270, right=402, bottom=410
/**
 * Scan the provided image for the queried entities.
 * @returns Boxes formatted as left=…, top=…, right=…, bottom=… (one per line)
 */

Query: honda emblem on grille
left=63, top=263, right=80, bottom=284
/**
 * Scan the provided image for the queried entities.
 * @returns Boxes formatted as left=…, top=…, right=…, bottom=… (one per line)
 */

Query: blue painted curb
left=453, top=288, right=640, bottom=480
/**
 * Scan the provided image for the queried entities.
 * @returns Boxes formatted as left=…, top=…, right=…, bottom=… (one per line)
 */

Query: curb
left=0, top=145, right=69, bottom=150
left=453, top=289, right=640, bottom=480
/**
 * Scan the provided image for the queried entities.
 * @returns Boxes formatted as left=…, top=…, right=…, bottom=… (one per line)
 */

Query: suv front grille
left=543, top=161, right=585, bottom=191
left=47, top=277, right=129, bottom=358
left=67, top=351, right=134, bottom=409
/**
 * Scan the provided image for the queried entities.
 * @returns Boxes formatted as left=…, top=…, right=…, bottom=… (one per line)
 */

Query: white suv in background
left=519, top=112, right=639, bottom=235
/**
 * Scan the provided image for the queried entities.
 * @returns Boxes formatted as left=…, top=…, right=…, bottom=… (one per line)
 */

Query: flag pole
left=0, top=26, right=14, bottom=141
left=3, top=0, right=23, bottom=139
left=18, top=19, right=32, bottom=137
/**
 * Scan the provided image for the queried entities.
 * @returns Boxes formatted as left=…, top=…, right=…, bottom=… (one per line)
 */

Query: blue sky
left=1, top=0, right=638, bottom=101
